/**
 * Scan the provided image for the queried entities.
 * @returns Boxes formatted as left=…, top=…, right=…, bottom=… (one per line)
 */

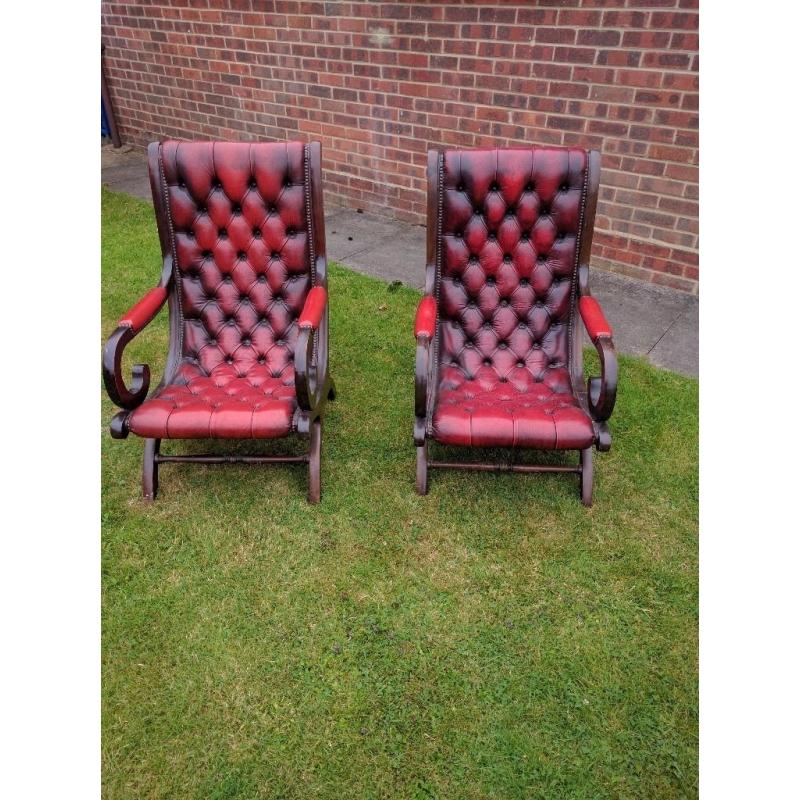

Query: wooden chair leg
left=580, top=447, right=593, bottom=507
left=142, top=438, right=160, bottom=502
left=327, top=379, right=337, bottom=401
left=416, top=441, right=429, bottom=495
left=308, top=419, right=322, bottom=504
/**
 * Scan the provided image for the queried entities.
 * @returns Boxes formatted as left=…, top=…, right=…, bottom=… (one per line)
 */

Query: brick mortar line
left=105, top=11, right=698, bottom=40
left=106, top=32, right=702, bottom=61
left=112, top=82, right=700, bottom=137
left=106, top=42, right=700, bottom=83
left=111, top=90, right=700, bottom=152
left=594, top=226, right=697, bottom=255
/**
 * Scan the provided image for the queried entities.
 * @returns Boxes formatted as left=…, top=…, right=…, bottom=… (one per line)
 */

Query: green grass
left=102, top=189, right=698, bottom=800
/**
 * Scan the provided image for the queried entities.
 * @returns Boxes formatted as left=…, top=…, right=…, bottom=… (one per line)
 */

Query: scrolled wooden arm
left=414, top=334, right=431, bottom=445
left=294, top=291, right=332, bottom=426
left=102, top=277, right=170, bottom=430
left=103, top=325, right=153, bottom=412
left=586, top=335, right=617, bottom=422
left=577, top=292, right=617, bottom=423
left=295, top=326, right=326, bottom=413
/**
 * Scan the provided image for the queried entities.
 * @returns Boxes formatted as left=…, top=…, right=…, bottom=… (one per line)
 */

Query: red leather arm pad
left=415, top=295, right=437, bottom=338
left=579, top=296, right=612, bottom=341
left=298, top=286, right=327, bottom=329
left=119, top=287, right=168, bottom=333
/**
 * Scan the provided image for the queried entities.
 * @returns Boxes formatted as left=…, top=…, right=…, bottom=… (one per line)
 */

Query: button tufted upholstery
left=127, top=361, right=296, bottom=439
left=429, top=147, right=594, bottom=450
left=127, top=140, right=315, bottom=440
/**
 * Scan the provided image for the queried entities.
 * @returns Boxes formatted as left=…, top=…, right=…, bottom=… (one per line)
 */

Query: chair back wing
left=435, top=147, right=591, bottom=393
left=153, top=140, right=317, bottom=380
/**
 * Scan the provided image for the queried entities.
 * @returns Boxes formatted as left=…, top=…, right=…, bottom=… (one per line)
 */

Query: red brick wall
left=101, top=1, right=699, bottom=293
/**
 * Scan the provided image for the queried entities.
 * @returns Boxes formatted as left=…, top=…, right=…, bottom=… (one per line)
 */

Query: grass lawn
left=102, top=189, right=698, bottom=799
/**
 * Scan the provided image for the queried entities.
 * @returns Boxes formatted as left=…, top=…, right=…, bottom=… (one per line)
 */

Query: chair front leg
left=308, top=419, right=322, bottom=504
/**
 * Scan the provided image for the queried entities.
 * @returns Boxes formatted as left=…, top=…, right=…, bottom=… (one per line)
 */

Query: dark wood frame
left=414, top=148, right=618, bottom=506
left=103, top=141, right=335, bottom=504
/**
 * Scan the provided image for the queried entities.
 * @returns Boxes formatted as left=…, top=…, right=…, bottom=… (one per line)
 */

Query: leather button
left=457, top=183, right=464, bottom=191
left=498, top=342, right=507, bottom=349
left=257, top=356, right=265, bottom=364
left=219, top=228, right=227, bottom=238
left=503, top=254, right=512, bottom=262
left=238, top=251, right=246, bottom=259
left=271, top=251, right=280, bottom=259
left=225, top=356, right=233, bottom=364
left=500, top=299, right=509, bottom=306
left=520, top=278, right=529, bottom=286
left=483, top=358, right=492, bottom=366
left=258, top=275, right=267, bottom=283
left=469, top=256, right=478, bottom=263
left=249, top=180, right=257, bottom=189
left=232, top=204, right=241, bottom=213
left=253, top=228, right=261, bottom=238
left=491, top=183, right=499, bottom=191
left=287, top=228, right=295, bottom=237
left=538, top=254, right=547, bottom=262
left=242, top=338, right=251, bottom=346
left=517, top=360, right=525, bottom=367
left=488, top=233, right=496, bottom=240
left=454, top=231, right=462, bottom=239
left=209, top=339, right=217, bottom=346
left=539, top=208, right=549, bottom=216
left=203, top=250, right=212, bottom=258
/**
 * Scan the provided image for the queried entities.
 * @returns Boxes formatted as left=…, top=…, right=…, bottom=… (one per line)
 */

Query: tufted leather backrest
left=155, top=140, right=314, bottom=380
left=436, top=147, right=589, bottom=393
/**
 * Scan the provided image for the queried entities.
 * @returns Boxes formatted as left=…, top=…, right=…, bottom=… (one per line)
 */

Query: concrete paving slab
left=648, top=300, right=698, bottom=377
left=342, top=223, right=426, bottom=288
left=590, top=270, right=696, bottom=360
left=324, top=207, right=410, bottom=262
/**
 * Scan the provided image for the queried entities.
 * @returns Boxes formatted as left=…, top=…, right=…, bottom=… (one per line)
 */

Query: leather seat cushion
left=127, top=360, right=296, bottom=439
left=431, top=364, right=594, bottom=449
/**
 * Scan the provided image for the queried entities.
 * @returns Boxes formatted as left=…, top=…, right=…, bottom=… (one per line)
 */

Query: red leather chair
left=414, top=147, right=617, bottom=505
left=103, top=140, right=335, bottom=503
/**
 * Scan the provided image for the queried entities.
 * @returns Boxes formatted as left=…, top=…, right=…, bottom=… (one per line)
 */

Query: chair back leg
left=416, top=442, right=429, bottom=495
left=580, top=447, right=593, bottom=507
left=308, top=419, right=322, bottom=504
left=142, top=438, right=161, bottom=502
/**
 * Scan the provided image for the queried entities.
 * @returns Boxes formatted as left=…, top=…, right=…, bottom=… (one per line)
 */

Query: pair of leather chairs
left=103, top=141, right=616, bottom=505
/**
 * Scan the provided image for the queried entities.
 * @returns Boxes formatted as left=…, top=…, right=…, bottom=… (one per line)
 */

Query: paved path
left=103, top=144, right=697, bottom=376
